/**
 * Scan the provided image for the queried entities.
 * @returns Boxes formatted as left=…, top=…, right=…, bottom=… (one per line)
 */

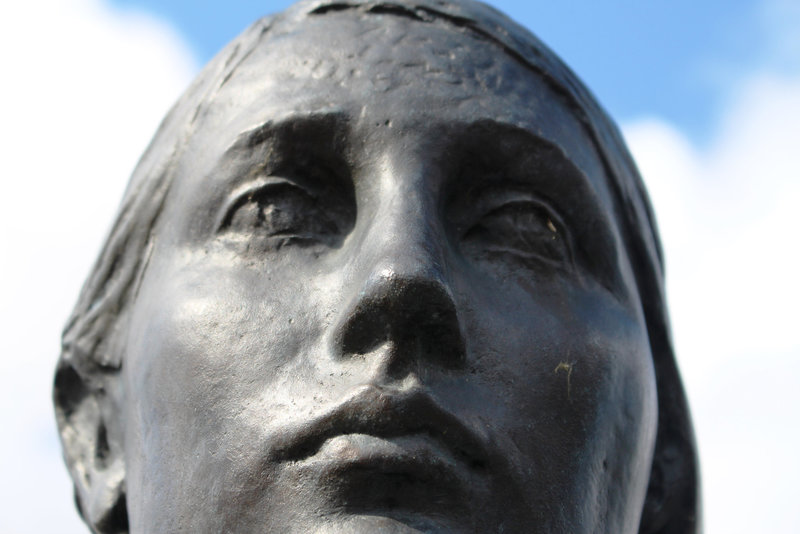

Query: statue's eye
left=458, top=198, right=572, bottom=271
left=218, top=178, right=353, bottom=249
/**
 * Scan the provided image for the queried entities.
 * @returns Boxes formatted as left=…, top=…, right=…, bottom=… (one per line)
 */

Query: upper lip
left=267, top=383, right=489, bottom=471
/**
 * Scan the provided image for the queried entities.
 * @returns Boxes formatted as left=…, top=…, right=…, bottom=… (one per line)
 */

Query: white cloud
left=0, top=0, right=196, bottom=532
left=624, top=73, right=800, bottom=534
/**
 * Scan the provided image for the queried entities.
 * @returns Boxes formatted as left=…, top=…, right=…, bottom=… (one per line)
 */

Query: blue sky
left=109, top=0, right=766, bottom=144
left=1, top=1, right=798, bottom=533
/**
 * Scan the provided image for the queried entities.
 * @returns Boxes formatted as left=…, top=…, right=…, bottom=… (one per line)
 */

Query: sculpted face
left=119, top=12, right=657, bottom=534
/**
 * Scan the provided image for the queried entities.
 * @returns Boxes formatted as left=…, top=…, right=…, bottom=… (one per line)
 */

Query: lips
left=267, top=383, right=489, bottom=474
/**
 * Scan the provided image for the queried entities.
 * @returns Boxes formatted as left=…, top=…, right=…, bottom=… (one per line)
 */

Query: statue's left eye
left=458, top=197, right=572, bottom=272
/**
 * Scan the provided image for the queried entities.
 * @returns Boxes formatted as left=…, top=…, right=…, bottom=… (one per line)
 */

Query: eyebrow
left=446, top=118, right=602, bottom=198
left=211, top=109, right=353, bottom=201
left=227, top=112, right=603, bottom=206
left=214, top=109, right=355, bottom=220
left=227, top=110, right=350, bottom=154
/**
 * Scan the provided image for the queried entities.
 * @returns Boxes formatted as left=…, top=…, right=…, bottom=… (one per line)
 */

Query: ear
left=54, top=361, right=129, bottom=534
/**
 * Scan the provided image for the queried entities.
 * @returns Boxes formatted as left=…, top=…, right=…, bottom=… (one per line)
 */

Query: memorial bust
left=54, top=1, right=700, bottom=532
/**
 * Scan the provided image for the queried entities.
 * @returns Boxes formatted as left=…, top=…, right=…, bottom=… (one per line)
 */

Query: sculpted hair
left=54, top=1, right=699, bottom=532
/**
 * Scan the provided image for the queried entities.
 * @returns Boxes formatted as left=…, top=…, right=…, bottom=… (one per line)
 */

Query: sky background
left=1, top=0, right=798, bottom=532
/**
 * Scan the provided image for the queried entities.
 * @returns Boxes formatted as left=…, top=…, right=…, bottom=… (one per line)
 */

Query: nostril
left=409, top=304, right=466, bottom=370
left=337, top=298, right=391, bottom=356
left=334, top=274, right=466, bottom=372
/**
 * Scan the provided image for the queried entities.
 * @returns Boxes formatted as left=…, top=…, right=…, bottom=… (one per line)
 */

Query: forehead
left=174, top=13, right=613, bottom=214
left=217, top=18, right=597, bottom=152
left=226, top=16, right=553, bottom=119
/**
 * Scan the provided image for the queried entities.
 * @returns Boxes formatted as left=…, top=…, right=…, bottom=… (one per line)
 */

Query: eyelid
left=466, top=188, right=567, bottom=233
left=460, top=189, right=576, bottom=268
left=215, top=176, right=310, bottom=232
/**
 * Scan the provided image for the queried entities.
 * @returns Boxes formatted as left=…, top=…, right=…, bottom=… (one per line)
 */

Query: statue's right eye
left=217, top=177, right=353, bottom=250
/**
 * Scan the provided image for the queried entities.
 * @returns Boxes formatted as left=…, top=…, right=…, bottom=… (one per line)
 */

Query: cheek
left=461, top=278, right=657, bottom=529
left=121, top=258, right=330, bottom=528
left=564, top=316, right=657, bottom=530
left=125, top=266, right=311, bottom=417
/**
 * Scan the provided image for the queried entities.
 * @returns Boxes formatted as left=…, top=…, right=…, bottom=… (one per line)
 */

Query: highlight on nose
left=333, top=267, right=467, bottom=375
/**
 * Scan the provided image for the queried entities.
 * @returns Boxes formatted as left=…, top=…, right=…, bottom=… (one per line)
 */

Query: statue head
left=54, top=1, right=699, bottom=532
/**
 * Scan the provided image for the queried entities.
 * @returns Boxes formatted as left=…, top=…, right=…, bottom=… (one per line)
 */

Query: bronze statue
left=54, top=1, right=699, bottom=532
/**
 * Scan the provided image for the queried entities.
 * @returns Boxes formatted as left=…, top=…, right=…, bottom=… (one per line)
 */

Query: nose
left=332, top=183, right=466, bottom=378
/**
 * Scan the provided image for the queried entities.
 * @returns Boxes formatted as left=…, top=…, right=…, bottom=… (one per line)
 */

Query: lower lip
left=319, top=432, right=451, bottom=461
left=291, top=433, right=472, bottom=516
left=299, top=433, right=467, bottom=482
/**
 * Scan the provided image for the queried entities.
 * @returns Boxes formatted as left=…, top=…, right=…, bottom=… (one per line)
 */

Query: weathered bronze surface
left=54, top=1, right=699, bottom=532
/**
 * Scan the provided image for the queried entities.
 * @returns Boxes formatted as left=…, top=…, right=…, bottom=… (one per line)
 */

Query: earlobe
left=84, top=459, right=128, bottom=534
left=54, top=362, right=129, bottom=534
